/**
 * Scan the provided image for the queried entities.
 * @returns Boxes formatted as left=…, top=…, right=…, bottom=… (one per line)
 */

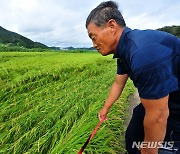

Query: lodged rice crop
left=0, top=51, right=135, bottom=154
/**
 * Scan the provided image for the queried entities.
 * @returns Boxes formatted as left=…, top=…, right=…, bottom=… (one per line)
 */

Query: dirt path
left=120, top=90, right=140, bottom=153
left=124, top=90, right=140, bottom=129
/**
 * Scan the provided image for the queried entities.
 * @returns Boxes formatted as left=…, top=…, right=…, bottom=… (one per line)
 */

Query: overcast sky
left=0, top=0, right=180, bottom=47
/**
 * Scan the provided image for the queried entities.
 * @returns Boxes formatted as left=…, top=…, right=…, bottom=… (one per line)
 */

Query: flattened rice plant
left=0, top=51, right=135, bottom=154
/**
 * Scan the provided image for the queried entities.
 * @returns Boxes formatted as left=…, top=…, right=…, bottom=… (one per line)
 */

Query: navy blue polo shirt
left=114, top=27, right=180, bottom=130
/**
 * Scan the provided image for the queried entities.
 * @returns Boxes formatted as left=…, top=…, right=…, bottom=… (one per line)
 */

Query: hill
left=158, top=25, right=180, bottom=37
left=0, top=25, right=179, bottom=51
left=0, top=26, right=48, bottom=49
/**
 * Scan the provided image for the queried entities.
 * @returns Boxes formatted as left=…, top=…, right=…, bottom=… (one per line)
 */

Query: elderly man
left=86, top=1, right=180, bottom=154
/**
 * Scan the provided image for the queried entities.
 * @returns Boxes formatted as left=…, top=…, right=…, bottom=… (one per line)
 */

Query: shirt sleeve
left=116, top=58, right=127, bottom=75
left=132, top=44, right=179, bottom=99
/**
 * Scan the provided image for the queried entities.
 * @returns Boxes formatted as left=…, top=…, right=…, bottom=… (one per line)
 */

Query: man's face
left=87, top=21, right=116, bottom=56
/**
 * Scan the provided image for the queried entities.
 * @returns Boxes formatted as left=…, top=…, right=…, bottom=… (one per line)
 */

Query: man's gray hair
left=86, top=1, right=126, bottom=28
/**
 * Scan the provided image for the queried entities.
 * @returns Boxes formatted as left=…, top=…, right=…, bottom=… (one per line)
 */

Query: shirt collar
left=113, top=26, right=132, bottom=59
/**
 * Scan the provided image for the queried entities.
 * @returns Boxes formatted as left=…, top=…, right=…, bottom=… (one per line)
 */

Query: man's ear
left=107, top=19, right=117, bottom=34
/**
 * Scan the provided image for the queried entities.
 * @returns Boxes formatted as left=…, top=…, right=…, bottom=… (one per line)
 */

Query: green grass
left=0, top=51, right=135, bottom=154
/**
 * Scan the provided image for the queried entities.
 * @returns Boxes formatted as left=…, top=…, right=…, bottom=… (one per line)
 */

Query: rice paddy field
left=0, top=51, right=135, bottom=154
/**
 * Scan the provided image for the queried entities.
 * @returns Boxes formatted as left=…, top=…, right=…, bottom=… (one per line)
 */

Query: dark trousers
left=125, top=103, right=180, bottom=154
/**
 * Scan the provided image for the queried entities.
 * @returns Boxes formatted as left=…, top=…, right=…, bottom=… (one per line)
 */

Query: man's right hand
left=98, top=74, right=128, bottom=122
left=98, top=106, right=109, bottom=121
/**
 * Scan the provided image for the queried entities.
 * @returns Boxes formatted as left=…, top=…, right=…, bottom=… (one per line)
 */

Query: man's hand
left=98, top=106, right=109, bottom=121
left=98, top=74, right=128, bottom=121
